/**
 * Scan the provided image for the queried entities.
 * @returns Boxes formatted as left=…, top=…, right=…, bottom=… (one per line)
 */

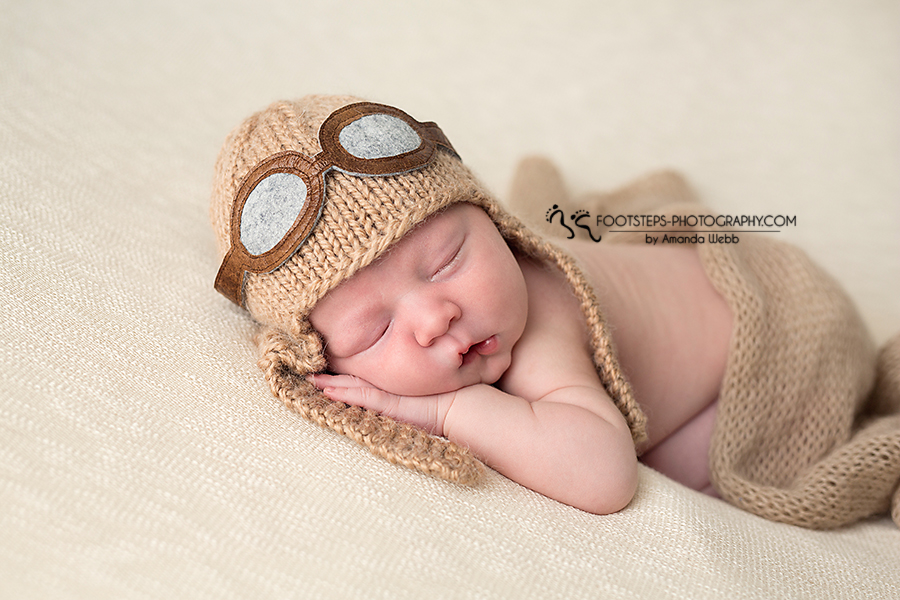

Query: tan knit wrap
left=700, top=235, right=899, bottom=528
left=509, top=159, right=900, bottom=529
left=210, top=96, right=646, bottom=484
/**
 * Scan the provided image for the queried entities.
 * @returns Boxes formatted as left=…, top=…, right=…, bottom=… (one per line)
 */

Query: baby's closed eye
left=429, top=237, right=465, bottom=281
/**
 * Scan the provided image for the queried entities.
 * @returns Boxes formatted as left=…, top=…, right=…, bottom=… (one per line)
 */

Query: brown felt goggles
left=215, top=102, right=458, bottom=307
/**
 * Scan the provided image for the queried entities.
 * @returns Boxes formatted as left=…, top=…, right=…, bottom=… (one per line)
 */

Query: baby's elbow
left=584, top=461, right=638, bottom=515
left=609, top=461, right=640, bottom=514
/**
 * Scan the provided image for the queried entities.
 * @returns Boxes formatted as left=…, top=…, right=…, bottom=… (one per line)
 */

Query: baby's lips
left=472, top=335, right=499, bottom=356
left=459, top=335, right=500, bottom=367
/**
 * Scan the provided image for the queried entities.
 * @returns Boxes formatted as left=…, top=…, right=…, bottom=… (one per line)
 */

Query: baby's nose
left=414, top=299, right=461, bottom=347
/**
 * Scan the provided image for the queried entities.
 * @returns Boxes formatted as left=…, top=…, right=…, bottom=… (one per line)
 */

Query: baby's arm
left=444, top=381, right=638, bottom=515
left=310, top=373, right=638, bottom=515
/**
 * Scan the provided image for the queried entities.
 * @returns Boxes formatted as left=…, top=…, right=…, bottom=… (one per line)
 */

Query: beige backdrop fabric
left=2, top=1, right=899, bottom=599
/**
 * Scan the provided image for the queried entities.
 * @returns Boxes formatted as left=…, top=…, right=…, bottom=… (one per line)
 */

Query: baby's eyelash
left=352, top=320, right=389, bottom=356
left=365, top=321, right=388, bottom=348
left=432, top=244, right=463, bottom=279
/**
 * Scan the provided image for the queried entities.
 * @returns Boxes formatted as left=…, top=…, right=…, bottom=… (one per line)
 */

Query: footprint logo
left=572, top=210, right=602, bottom=242
left=545, top=204, right=574, bottom=239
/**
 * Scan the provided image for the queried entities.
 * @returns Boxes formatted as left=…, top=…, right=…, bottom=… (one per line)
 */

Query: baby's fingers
left=306, top=374, right=450, bottom=435
left=310, top=376, right=400, bottom=413
left=307, top=373, right=373, bottom=390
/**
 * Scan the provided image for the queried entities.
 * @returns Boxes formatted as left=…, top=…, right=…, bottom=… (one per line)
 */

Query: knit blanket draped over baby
left=695, top=218, right=899, bottom=528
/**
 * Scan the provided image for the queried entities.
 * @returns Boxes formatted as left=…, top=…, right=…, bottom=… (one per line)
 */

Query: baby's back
left=506, top=242, right=733, bottom=491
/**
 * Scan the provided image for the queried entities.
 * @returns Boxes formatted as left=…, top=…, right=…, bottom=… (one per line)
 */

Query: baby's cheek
left=324, top=355, right=362, bottom=381
left=383, top=367, right=461, bottom=397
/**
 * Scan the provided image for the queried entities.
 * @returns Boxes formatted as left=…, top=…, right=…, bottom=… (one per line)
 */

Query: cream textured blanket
left=509, top=159, right=900, bottom=529
left=4, top=2, right=899, bottom=597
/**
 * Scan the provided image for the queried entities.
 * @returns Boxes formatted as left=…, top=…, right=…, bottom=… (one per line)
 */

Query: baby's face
left=309, top=203, right=528, bottom=396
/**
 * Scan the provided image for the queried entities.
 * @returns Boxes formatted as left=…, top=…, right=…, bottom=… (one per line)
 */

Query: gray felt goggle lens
left=214, top=102, right=459, bottom=307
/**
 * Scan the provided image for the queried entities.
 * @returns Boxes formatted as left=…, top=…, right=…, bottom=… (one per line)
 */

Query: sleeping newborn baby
left=211, top=95, right=900, bottom=528
left=307, top=202, right=730, bottom=513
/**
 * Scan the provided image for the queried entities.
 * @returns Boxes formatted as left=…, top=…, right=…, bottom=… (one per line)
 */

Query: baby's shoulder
left=498, top=257, right=601, bottom=400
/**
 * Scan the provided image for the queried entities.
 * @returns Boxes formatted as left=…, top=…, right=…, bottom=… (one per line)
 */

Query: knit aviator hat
left=210, top=95, right=646, bottom=484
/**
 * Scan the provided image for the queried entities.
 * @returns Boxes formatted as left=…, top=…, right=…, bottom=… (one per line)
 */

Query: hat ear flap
left=256, top=322, right=326, bottom=395
left=255, top=324, right=485, bottom=485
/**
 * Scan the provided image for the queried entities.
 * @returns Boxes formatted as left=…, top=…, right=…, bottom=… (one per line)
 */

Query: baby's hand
left=307, top=374, right=456, bottom=436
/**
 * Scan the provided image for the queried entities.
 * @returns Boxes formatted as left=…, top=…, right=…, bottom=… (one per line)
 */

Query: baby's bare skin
left=309, top=204, right=731, bottom=511
left=566, top=242, right=731, bottom=494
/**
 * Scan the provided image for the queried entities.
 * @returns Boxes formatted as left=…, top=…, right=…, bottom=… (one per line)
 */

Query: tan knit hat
left=210, top=95, right=646, bottom=484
